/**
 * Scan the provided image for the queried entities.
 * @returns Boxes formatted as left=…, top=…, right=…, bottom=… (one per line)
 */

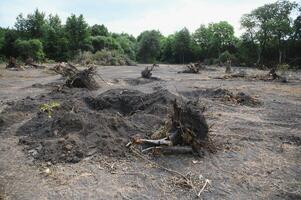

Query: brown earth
left=0, top=64, right=300, bottom=200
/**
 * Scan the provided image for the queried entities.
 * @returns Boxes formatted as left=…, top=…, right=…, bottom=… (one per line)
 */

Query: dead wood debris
left=52, top=62, right=79, bottom=77
left=265, top=68, right=288, bottom=83
left=66, top=66, right=99, bottom=90
left=25, top=58, right=45, bottom=69
left=179, top=62, right=205, bottom=74
left=141, top=64, right=159, bottom=79
left=52, top=63, right=99, bottom=90
left=128, top=100, right=209, bottom=155
left=219, top=68, right=288, bottom=83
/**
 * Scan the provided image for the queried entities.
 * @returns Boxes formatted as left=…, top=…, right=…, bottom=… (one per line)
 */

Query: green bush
left=74, top=49, right=135, bottom=66
left=90, top=36, right=122, bottom=53
left=14, top=39, right=45, bottom=61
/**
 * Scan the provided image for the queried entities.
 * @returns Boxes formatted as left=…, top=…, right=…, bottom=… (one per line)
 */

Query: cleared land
left=0, top=64, right=300, bottom=200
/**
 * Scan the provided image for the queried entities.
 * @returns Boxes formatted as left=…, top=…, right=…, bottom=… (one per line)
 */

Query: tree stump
left=6, top=57, right=21, bottom=69
left=66, top=66, right=99, bottom=90
left=141, top=64, right=158, bottom=79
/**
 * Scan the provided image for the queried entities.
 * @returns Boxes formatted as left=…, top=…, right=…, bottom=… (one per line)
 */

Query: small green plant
left=40, top=101, right=60, bottom=118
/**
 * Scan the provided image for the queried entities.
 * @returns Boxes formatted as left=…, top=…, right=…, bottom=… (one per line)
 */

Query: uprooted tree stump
left=179, top=62, right=205, bottom=74
left=266, top=69, right=288, bottom=83
left=66, top=66, right=99, bottom=90
left=25, top=58, right=45, bottom=69
left=141, top=64, right=158, bottom=79
left=52, top=62, right=79, bottom=77
left=6, top=57, right=22, bottom=70
left=130, top=100, right=209, bottom=155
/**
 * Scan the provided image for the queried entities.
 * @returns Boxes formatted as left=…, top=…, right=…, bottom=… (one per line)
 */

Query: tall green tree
left=173, top=28, right=192, bottom=63
left=241, top=1, right=297, bottom=64
left=91, top=24, right=109, bottom=36
left=137, top=30, right=162, bottom=63
left=270, top=0, right=297, bottom=63
left=43, top=14, right=68, bottom=61
left=160, top=35, right=175, bottom=63
left=2, top=29, right=19, bottom=58
left=15, top=9, right=46, bottom=39
left=193, top=22, right=235, bottom=59
left=65, top=14, right=91, bottom=55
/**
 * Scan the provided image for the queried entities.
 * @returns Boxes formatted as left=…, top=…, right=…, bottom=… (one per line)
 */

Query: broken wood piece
left=142, top=146, right=193, bottom=154
left=197, top=179, right=211, bottom=197
left=133, top=138, right=172, bottom=146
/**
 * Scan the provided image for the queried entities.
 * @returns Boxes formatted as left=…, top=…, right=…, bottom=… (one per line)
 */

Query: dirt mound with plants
left=181, top=88, right=261, bottom=107
left=15, top=88, right=187, bottom=164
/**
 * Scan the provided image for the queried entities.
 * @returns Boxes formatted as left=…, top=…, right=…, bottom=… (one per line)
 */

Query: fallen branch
left=197, top=179, right=211, bottom=197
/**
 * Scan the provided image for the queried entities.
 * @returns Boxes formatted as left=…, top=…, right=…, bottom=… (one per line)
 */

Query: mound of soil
left=181, top=88, right=261, bottom=107
left=15, top=88, right=183, bottom=163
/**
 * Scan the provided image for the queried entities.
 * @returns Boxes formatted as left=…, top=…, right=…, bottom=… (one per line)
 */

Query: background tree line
left=0, top=0, right=300, bottom=68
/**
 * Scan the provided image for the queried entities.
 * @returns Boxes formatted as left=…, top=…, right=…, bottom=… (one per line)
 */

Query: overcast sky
left=0, top=0, right=282, bottom=36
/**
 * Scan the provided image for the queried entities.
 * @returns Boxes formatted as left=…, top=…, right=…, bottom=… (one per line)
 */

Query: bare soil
left=0, top=64, right=300, bottom=200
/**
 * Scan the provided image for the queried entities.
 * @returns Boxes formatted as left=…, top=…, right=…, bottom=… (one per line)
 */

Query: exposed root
left=179, top=62, right=204, bottom=74
left=66, top=66, right=99, bottom=90
left=52, top=62, right=79, bottom=77
left=129, top=100, right=209, bottom=155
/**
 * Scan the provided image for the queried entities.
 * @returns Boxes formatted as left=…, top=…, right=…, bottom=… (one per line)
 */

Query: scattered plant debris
left=178, top=62, right=204, bottom=74
left=181, top=88, right=261, bottom=107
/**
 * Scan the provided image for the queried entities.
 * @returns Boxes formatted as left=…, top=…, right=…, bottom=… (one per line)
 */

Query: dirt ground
left=0, top=64, right=300, bottom=200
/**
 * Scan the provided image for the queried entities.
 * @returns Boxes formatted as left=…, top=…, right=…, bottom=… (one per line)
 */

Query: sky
left=0, top=0, right=285, bottom=37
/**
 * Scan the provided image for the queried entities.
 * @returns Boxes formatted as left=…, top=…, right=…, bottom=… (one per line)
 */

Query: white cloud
left=106, top=0, right=279, bottom=36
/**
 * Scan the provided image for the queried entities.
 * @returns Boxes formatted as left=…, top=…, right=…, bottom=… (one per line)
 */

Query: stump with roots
left=25, top=58, right=45, bottom=69
left=141, top=64, right=158, bottom=79
left=130, top=100, right=209, bottom=155
left=6, top=57, right=21, bottom=69
left=266, top=69, right=287, bottom=83
left=179, top=61, right=204, bottom=73
left=66, top=66, right=99, bottom=90
left=52, top=62, right=79, bottom=77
